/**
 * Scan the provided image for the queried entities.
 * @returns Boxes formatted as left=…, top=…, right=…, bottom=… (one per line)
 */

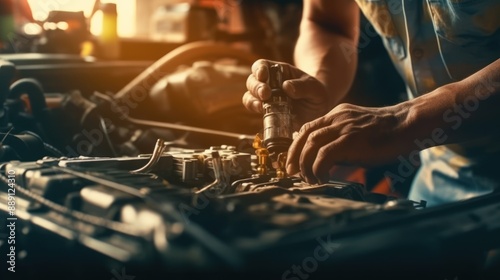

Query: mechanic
left=243, top=0, right=500, bottom=206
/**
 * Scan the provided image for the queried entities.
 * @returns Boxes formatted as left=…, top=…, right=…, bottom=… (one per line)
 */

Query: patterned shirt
left=355, top=0, right=500, bottom=206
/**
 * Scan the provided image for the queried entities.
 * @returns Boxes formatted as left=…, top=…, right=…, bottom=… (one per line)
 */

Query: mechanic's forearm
left=294, top=19, right=358, bottom=109
left=404, top=58, right=500, bottom=148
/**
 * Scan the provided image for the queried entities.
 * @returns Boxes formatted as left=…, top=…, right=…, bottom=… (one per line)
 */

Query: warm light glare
left=28, top=0, right=95, bottom=20
left=115, top=0, right=136, bottom=37
left=23, top=23, right=43, bottom=35
left=57, top=21, right=69, bottom=30
left=90, top=11, right=103, bottom=36
left=43, top=22, right=56, bottom=30
left=28, top=0, right=136, bottom=37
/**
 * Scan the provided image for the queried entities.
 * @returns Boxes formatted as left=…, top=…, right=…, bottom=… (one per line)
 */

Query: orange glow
left=27, top=0, right=135, bottom=37
left=27, top=0, right=95, bottom=20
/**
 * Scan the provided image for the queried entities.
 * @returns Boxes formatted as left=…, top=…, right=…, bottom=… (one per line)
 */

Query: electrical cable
left=127, top=117, right=254, bottom=141
left=43, top=143, right=65, bottom=157
left=99, top=117, right=117, bottom=157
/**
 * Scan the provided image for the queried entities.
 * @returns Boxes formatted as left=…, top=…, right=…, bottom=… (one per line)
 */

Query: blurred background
left=0, top=0, right=410, bottom=195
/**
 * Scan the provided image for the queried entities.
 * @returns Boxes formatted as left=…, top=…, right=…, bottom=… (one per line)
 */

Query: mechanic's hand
left=243, top=59, right=331, bottom=129
left=286, top=103, right=413, bottom=184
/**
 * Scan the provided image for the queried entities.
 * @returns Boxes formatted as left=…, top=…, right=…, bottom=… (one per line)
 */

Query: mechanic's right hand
left=243, top=59, right=332, bottom=129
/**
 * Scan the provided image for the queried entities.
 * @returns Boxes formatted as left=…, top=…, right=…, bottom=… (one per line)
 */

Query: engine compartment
left=1, top=144, right=429, bottom=279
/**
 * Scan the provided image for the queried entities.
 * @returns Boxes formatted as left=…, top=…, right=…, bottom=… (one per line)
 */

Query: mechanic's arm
left=243, top=0, right=359, bottom=127
left=287, top=58, right=500, bottom=184
left=294, top=0, right=359, bottom=107
left=407, top=59, right=500, bottom=146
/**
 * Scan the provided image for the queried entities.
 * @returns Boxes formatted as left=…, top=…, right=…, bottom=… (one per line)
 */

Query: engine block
left=0, top=147, right=423, bottom=279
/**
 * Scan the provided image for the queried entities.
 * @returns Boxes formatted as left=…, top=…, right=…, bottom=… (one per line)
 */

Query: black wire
left=99, top=117, right=117, bottom=157
left=43, top=143, right=65, bottom=157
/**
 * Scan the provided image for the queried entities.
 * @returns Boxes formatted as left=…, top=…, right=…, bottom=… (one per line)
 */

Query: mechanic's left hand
left=286, top=103, right=414, bottom=184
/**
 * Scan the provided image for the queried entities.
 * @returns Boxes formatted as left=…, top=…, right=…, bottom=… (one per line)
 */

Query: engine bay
left=1, top=138, right=428, bottom=279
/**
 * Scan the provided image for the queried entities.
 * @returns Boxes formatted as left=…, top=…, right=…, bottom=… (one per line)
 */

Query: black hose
left=22, top=130, right=65, bottom=158
left=9, top=79, right=58, bottom=144
left=9, top=78, right=48, bottom=116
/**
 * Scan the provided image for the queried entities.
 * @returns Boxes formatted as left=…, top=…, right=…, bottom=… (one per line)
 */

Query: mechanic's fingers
left=281, top=80, right=297, bottom=99
left=283, top=76, right=325, bottom=103
left=311, top=135, right=348, bottom=184
left=242, top=91, right=263, bottom=113
left=251, top=59, right=298, bottom=83
left=298, top=127, right=338, bottom=184
left=246, top=74, right=271, bottom=101
left=251, top=59, right=271, bottom=82
left=286, top=119, right=324, bottom=176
